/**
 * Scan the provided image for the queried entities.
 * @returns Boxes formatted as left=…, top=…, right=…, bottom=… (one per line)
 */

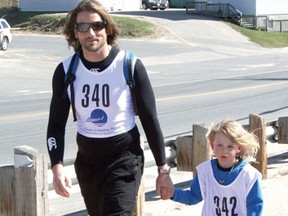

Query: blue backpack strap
left=63, top=51, right=80, bottom=122
left=123, top=51, right=135, bottom=88
left=123, top=51, right=138, bottom=115
left=64, top=52, right=79, bottom=85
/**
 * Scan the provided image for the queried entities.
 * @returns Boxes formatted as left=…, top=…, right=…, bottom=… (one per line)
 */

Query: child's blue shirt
left=173, top=159, right=263, bottom=215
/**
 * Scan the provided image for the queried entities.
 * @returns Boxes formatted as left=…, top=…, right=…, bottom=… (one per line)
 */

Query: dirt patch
left=0, top=0, right=18, bottom=17
left=0, top=0, right=17, bottom=8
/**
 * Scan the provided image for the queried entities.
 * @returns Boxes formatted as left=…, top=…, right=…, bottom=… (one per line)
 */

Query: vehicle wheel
left=142, top=3, right=148, bottom=10
left=0, top=37, right=9, bottom=51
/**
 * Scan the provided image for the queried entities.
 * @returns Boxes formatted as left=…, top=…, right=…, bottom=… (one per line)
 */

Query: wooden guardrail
left=174, top=113, right=288, bottom=180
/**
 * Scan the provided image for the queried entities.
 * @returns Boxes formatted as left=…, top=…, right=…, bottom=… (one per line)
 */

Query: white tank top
left=62, top=50, right=135, bottom=138
left=197, top=160, right=260, bottom=216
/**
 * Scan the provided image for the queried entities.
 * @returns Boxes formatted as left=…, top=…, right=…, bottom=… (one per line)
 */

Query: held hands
left=160, top=184, right=174, bottom=200
left=52, top=164, right=72, bottom=197
left=156, top=167, right=175, bottom=200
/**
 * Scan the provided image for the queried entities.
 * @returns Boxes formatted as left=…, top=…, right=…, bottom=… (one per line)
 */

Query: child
left=161, top=119, right=264, bottom=215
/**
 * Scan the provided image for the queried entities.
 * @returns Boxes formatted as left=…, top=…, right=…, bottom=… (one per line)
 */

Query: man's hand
left=156, top=165, right=174, bottom=200
left=52, top=164, right=72, bottom=197
left=156, top=173, right=174, bottom=200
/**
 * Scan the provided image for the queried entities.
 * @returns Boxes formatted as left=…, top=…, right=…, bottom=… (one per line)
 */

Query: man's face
left=74, top=11, right=107, bottom=53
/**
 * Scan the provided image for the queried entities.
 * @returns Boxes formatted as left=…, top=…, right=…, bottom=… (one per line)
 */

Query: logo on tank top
left=90, top=68, right=100, bottom=72
left=87, top=109, right=108, bottom=127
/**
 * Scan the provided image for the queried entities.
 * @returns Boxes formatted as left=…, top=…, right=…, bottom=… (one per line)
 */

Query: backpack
left=63, top=51, right=138, bottom=122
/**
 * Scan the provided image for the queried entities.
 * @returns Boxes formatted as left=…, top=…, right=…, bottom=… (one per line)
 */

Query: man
left=46, top=0, right=172, bottom=215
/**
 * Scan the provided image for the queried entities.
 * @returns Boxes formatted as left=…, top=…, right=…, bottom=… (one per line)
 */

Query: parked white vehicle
left=0, top=18, right=12, bottom=51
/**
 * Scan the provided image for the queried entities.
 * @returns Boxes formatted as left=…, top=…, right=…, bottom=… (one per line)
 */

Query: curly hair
left=63, top=0, right=121, bottom=51
left=206, top=119, right=259, bottom=162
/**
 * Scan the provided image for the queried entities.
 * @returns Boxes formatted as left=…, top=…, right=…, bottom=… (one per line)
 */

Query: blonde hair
left=63, top=0, right=121, bottom=51
left=206, top=119, right=259, bottom=162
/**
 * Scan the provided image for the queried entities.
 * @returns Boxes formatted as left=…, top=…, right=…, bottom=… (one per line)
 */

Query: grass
left=3, top=12, right=66, bottom=34
left=112, top=16, right=163, bottom=38
left=2, top=11, right=288, bottom=48
left=226, top=21, right=288, bottom=48
left=3, top=11, right=165, bottom=37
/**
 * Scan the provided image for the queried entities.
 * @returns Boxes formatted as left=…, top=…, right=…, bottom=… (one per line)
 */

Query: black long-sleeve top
left=46, top=47, right=166, bottom=168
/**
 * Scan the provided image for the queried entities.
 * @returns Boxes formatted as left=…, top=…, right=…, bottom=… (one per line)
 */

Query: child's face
left=211, top=132, right=241, bottom=168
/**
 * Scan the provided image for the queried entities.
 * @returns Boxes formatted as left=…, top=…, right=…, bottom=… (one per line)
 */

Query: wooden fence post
left=175, top=136, right=193, bottom=172
left=192, top=124, right=210, bottom=177
left=0, top=165, right=15, bottom=216
left=249, top=113, right=267, bottom=179
left=14, top=146, right=48, bottom=216
left=133, top=137, right=145, bottom=216
left=278, top=117, right=288, bottom=144
left=133, top=179, right=144, bottom=216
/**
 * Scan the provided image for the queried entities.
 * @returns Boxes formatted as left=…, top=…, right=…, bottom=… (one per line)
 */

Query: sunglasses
left=75, top=20, right=107, bottom=32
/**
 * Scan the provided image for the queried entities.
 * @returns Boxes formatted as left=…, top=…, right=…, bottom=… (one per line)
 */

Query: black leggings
left=74, top=146, right=144, bottom=216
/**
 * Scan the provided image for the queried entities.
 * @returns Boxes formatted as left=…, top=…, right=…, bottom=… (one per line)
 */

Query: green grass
left=226, top=21, right=288, bottom=48
left=4, top=11, right=164, bottom=37
left=4, top=12, right=67, bottom=34
left=112, top=16, right=161, bottom=38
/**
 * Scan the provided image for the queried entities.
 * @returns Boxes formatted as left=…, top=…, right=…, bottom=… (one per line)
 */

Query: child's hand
left=160, top=185, right=174, bottom=200
left=156, top=172, right=174, bottom=200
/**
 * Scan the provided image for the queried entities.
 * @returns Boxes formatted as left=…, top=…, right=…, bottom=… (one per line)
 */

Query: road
left=1, top=10, right=288, bottom=166
left=1, top=9, right=288, bottom=215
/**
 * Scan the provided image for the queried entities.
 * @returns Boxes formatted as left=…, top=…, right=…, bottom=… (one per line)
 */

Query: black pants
left=74, top=146, right=144, bottom=216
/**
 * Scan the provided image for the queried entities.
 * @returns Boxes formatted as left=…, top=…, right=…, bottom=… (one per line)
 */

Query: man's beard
left=82, top=38, right=105, bottom=52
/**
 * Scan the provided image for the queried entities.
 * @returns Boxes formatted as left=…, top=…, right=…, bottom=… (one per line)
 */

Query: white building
left=208, top=0, right=288, bottom=16
left=18, top=0, right=141, bottom=12
left=191, top=0, right=288, bottom=32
